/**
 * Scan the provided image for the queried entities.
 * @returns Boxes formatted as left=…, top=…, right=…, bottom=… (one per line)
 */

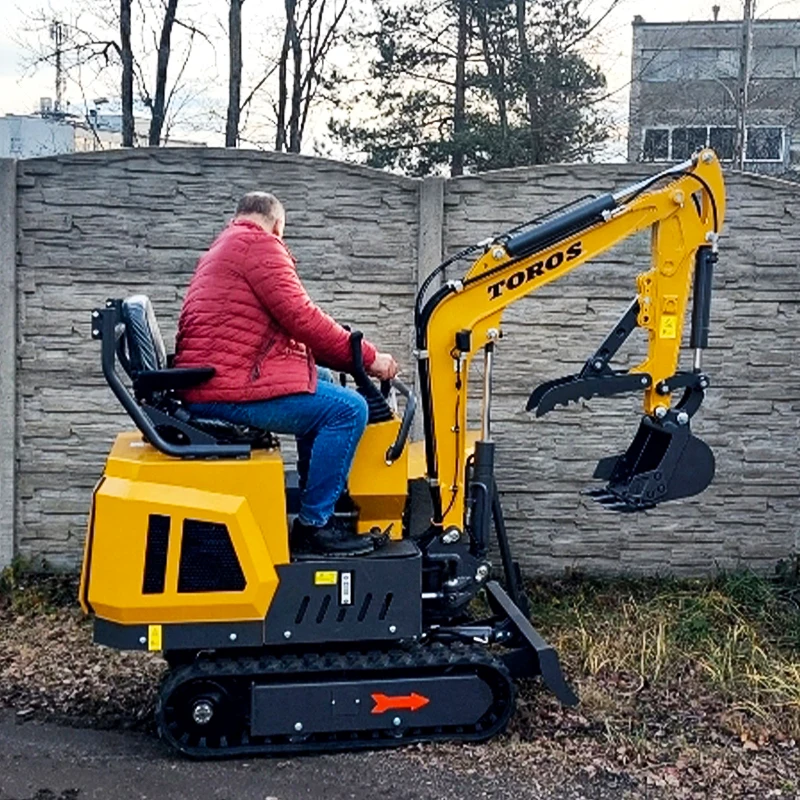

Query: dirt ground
left=0, top=606, right=798, bottom=799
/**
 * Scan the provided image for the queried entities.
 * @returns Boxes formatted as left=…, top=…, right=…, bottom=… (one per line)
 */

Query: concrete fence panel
left=4, top=149, right=799, bottom=575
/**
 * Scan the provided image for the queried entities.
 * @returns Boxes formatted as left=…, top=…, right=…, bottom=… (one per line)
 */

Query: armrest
left=133, top=366, right=215, bottom=393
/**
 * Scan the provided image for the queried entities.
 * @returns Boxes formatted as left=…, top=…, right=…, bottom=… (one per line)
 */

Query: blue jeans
left=190, top=369, right=368, bottom=528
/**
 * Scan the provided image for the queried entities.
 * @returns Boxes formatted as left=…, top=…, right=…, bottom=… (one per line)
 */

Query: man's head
left=234, top=191, right=285, bottom=237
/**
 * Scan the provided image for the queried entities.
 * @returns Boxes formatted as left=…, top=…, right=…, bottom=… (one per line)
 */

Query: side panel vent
left=265, top=542, right=422, bottom=645
left=142, top=514, right=170, bottom=595
left=178, top=519, right=246, bottom=593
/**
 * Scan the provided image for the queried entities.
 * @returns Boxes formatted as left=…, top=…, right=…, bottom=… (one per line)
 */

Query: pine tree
left=331, top=0, right=607, bottom=175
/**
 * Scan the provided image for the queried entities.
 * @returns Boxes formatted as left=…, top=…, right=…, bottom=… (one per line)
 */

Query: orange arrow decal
left=370, top=692, right=430, bottom=715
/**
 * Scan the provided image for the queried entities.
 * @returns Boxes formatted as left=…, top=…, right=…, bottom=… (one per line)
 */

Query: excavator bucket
left=587, top=415, right=715, bottom=511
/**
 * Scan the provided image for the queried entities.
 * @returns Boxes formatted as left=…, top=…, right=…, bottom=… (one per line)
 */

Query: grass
left=1, top=558, right=799, bottom=796
left=525, top=561, right=800, bottom=738
left=0, top=556, right=80, bottom=615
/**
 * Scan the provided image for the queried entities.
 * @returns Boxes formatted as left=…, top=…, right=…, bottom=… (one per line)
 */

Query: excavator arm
left=415, top=149, right=726, bottom=529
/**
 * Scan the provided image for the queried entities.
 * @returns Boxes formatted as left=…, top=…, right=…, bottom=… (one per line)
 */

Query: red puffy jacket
left=175, top=219, right=377, bottom=403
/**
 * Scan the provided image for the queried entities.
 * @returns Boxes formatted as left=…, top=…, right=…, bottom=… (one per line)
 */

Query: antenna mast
left=50, top=19, right=66, bottom=114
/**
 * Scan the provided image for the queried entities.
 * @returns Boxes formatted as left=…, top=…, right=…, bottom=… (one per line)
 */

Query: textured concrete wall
left=444, top=164, right=800, bottom=574
left=15, top=149, right=419, bottom=565
left=11, top=149, right=800, bottom=575
left=0, top=159, right=16, bottom=570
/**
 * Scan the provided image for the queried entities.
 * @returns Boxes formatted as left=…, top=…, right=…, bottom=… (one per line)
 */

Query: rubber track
left=156, top=641, right=515, bottom=759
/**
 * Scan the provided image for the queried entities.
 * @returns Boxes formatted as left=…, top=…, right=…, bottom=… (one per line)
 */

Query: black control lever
left=385, top=379, right=416, bottom=464
left=349, top=332, right=393, bottom=423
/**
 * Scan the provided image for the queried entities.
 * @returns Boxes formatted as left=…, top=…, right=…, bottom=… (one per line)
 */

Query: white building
left=0, top=103, right=206, bottom=158
left=0, top=114, right=74, bottom=158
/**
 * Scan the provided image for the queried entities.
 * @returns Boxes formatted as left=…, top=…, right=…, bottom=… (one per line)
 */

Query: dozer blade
left=587, top=415, right=715, bottom=511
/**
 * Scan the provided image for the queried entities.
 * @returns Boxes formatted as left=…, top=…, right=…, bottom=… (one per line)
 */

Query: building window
left=746, top=126, right=783, bottom=161
left=643, top=128, right=669, bottom=160
left=671, top=127, right=707, bottom=161
left=641, top=125, right=784, bottom=163
left=709, top=127, right=735, bottom=161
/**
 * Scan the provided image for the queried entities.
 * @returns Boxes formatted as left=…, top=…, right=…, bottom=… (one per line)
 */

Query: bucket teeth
left=582, top=487, right=613, bottom=498
left=583, top=487, right=651, bottom=512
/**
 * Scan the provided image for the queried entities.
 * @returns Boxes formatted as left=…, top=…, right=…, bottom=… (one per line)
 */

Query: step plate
left=251, top=674, right=493, bottom=736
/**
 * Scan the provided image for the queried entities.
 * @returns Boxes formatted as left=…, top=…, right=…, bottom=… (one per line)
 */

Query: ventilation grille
left=293, top=591, right=394, bottom=627
left=178, top=520, right=246, bottom=593
left=142, top=514, right=170, bottom=594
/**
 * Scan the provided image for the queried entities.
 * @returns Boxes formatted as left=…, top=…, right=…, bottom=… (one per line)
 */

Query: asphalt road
left=0, top=711, right=636, bottom=800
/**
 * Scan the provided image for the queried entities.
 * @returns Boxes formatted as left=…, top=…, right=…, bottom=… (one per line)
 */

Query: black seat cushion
left=189, top=416, right=279, bottom=449
left=122, top=295, right=167, bottom=373
left=120, top=294, right=278, bottom=451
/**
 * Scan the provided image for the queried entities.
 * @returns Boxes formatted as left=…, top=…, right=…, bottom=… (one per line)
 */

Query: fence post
left=0, top=159, right=16, bottom=571
left=417, top=176, right=444, bottom=294
left=414, top=177, right=444, bottom=440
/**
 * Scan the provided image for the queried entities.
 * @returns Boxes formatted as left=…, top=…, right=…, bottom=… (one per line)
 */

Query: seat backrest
left=121, top=295, right=167, bottom=373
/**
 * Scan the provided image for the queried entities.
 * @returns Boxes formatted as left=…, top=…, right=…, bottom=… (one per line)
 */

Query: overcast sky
left=2, top=0, right=800, bottom=160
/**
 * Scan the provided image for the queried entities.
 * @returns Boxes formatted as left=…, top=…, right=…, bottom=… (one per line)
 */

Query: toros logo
left=488, top=241, right=583, bottom=299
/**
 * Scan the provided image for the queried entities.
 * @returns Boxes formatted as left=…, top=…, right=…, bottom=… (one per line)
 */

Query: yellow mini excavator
left=80, top=150, right=725, bottom=757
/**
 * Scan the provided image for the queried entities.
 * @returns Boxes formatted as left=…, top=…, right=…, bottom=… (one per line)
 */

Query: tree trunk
left=515, top=0, right=539, bottom=162
left=276, top=0, right=297, bottom=151
left=148, top=0, right=179, bottom=146
left=288, top=0, right=303, bottom=153
left=120, top=0, right=134, bottom=147
left=451, top=0, right=468, bottom=176
left=225, top=0, right=245, bottom=147
left=475, top=2, right=508, bottom=146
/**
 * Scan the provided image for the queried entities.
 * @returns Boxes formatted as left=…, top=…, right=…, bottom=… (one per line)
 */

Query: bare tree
left=451, top=0, right=468, bottom=176
left=144, top=0, right=180, bottom=145
left=226, top=0, right=245, bottom=147
left=275, top=0, right=350, bottom=153
left=275, top=0, right=295, bottom=150
left=21, top=0, right=205, bottom=147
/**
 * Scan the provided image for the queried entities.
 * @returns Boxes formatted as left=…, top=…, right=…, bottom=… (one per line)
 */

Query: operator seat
left=111, top=295, right=279, bottom=454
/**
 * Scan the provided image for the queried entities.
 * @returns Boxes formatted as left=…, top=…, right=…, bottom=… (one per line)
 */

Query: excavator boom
left=415, top=149, right=725, bottom=526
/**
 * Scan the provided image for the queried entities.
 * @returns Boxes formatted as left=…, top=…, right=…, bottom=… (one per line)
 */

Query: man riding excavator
left=81, top=149, right=725, bottom=757
left=173, top=190, right=400, bottom=559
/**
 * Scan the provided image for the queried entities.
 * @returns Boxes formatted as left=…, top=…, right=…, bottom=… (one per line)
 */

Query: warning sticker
left=659, top=316, right=677, bottom=339
left=340, top=572, right=353, bottom=606
left=315, top=571, right=338, bottom=586
left=147, top=624, right=162, bottom=652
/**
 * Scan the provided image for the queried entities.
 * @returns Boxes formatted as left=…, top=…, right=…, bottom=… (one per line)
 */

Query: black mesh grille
left=178, top=520, right=246, bottom=593
left=142, top=514, right=170, bottom=594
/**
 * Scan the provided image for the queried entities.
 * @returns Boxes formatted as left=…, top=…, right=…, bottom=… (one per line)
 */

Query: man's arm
left=243, top=235, right=379, bottom=373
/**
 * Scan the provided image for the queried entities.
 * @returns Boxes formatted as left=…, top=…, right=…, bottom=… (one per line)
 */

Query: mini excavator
left=80, top=149, right=725, bottom=757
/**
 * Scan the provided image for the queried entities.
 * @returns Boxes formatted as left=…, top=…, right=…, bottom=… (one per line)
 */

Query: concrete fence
left=0, top=149, right=798, bottom=576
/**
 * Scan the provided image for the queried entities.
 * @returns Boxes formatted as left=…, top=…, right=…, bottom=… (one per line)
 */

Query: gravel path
left=0, top=710, right=642, bottom=800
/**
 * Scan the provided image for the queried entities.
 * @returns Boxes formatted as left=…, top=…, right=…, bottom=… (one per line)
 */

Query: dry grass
left=523, top=565, right=800, bottom=740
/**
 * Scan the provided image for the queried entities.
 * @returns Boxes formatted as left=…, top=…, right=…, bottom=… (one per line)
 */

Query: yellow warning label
left=148, top=624, right=162, bottom=651
left=315, top=571, right=338, bottom=586
left=659, top=315, right=677, bottom=339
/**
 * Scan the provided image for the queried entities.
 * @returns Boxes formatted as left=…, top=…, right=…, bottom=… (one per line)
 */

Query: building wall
left=5, top=149, right=800, bottom=575
left=0, top=116, right=74, bottom=159
left=628, top=19, right=800, bottom=173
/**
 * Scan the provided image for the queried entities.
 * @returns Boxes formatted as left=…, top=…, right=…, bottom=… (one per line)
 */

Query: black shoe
left=290, top=517, right=376, bottom=557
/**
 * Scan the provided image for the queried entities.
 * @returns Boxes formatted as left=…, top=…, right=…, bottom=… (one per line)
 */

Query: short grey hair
left=235, top=191, right=285, bottom=221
